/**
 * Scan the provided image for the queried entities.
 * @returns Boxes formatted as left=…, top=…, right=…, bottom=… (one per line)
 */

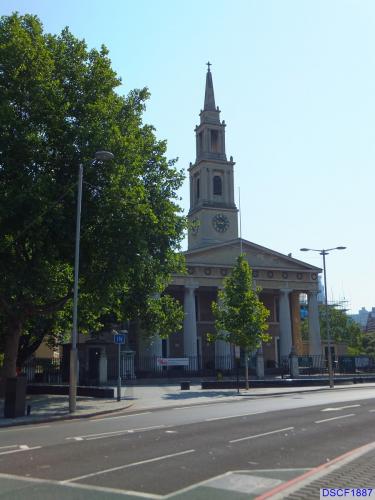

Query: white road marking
left=206, top=411, right=262, bottom=422
left=90, top=412, right=151, bottom=421
left=61, top=449, right=196, bottom=483
left=0, top=445, right=41, bottom=456
left=174, top=402, right=232, bottom=410
left=0, top=425, right=50, bottom=433
left=321, top=404, right=361, bottom=412
left=0, top=445, right=18, bottom=450
left=229, top=427, right=294, bottom=443
left=315, top=413, right=356, bottom=424
left=0, top=473, right=163, bottom=499
left=369, top=409, right=375, bottom=412
left=66, top=425, right=165, bottom=441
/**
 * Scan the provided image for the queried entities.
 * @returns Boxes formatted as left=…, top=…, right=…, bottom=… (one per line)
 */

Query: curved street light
left=69, top=151, right=114, bottom=413
left=300, top=246, right=346, bottom=389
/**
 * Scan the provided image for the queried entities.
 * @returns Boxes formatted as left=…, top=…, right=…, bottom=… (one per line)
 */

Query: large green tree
left=0, top=13, right=186, bottom=378
left=301, top=305, right=364, bottom=354
left=209, top=255, right=270, bottom=389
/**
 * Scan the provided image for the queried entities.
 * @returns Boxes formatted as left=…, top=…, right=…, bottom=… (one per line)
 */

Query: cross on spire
left=206, top=61, right=211, bottom=72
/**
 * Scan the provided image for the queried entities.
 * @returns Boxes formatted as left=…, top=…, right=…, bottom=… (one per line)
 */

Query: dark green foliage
left=0, top=13, right=186, bottom=375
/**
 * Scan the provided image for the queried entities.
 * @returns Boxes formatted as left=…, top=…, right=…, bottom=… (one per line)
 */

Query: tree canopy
left=0, top=13, right=186, bottom=377
left=209, top=255, right=270, bottom=388
left=301, top=305, right=364, bottom=355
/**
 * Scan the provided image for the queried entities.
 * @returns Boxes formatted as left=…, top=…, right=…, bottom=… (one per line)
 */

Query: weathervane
left=206, top=61, right=211, bottom=71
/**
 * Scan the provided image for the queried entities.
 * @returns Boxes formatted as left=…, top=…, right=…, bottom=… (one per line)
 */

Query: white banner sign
left=157, top=357, right=189, bottom=367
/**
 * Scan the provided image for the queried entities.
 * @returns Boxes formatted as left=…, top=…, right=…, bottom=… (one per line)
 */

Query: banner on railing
left=157, top=357, right=189, bottom=367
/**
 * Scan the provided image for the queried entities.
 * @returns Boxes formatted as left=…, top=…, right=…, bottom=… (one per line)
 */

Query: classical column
left=279, top=289, right=293, bottom=360
left=149, top=336, right=163, bottom=372
left=291, top=291, right=303, bottom=355
left=215, top=340, right=232, bottom=370
left=215, top=287, right=232, bottom=370
left=308, top=290, right=322, bottom=356
left=256, top=346, right=264, bottom=379
left=183, top=284, right=198, bottom=369
left=99, top=348, right=107, bottom=385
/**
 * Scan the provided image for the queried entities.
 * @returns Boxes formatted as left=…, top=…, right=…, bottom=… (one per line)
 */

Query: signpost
left=113, top=330, right=127, bottom=401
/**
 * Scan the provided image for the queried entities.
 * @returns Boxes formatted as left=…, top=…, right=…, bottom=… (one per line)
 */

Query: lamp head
left=300, top=248, right=310, bottom=252
left=336, top=246, right=346, bottom=250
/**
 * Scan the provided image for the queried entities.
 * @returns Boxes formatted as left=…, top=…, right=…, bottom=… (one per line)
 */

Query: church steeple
left=195, top=64, right=226, bottom=163
left=187, top=64, right=238, bottom=250
left=204, top=62, right=216, bottom=111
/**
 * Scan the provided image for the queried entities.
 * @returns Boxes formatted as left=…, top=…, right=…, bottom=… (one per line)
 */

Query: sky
left=1, top=0, right=374, bottom=314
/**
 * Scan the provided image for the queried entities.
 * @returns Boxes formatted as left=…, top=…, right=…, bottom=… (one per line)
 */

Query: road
left=1, top=387, right=375, bottom=499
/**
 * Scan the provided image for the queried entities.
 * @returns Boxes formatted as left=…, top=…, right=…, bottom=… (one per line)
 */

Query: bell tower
left=188, top=63, right=238, bottom=250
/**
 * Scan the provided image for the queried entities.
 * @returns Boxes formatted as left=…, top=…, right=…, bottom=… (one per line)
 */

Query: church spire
left=204, top=62, right=216, bottom=111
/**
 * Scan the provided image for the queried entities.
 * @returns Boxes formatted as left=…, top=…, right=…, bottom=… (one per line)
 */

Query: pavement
left=1, top=381, right=375, bottom=499
left=1, top=380, right=375, bottom=427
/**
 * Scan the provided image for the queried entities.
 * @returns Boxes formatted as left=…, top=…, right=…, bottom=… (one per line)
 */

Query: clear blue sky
left=2, top=0, right=374, bottom=314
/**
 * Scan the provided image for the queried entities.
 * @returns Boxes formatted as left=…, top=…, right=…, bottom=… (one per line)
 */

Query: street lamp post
left=69, top=150, right=114, bottom=413
left=300, top=246, right=346, bottom=389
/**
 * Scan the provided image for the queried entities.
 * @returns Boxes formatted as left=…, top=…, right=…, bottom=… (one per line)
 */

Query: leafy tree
left=362, top=331, right=375, bottom=358
left=208, top=255, right=270, bottom=389
left=301, top=305, right=364, bottom=354
left=0, top=13, right=186, bottom=378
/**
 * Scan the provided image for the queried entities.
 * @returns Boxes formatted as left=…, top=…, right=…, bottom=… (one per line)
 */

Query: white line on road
left=369, top=409, right=375, bottom=413
left=0, top=425, right=50, bottom=433
left=60, top=449, right=196, bottom=483
left=0, top=445, right=41, bottom=456
left=90, top=412, right=151, bottom=421
left=174, top=402, right=232, bottom=410
left=66, top=425, right=165, bottom=441
left=0, top=445, right=18, bottom=450
left=229, top=427, right=294, bottom=443
left=321, top=404, right=361, bottom=412
left=206, top=411, right=262, bottom=421
left=315, top=413, right=356, bottom=424
left=0, top=473, right=163, bottom=499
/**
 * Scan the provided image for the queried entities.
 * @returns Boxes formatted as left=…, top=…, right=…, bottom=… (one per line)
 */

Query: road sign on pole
left=113, top=330, right=127, bottom=401
left=114, top=333, right=126, bottom=344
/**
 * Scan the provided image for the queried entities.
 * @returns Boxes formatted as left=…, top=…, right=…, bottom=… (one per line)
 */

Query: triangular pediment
left=184, top=238, right=321, bottom=272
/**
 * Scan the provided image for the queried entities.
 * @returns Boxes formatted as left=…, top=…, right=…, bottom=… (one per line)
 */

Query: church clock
left=212, top=213, right=229, bottom=233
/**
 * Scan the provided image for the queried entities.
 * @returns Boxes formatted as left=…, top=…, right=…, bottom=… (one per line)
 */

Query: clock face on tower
left=212, top=213, right=229, bottom=233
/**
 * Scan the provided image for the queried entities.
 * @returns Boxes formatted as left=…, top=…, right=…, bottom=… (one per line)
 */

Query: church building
left=74, top=66, right=324, bottom=383
left=142, top=65, right=323, bottom=373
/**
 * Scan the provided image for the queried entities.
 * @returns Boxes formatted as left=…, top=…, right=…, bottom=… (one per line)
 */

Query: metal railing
left=22, top=357, right=62, bottom=384
left=21, top=354, right=375, bottom=386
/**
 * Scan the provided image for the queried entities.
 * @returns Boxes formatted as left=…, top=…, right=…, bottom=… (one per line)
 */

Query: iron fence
left=21, top=354, right=375, bottom=386
left=298, top=355, right=375, bottom=376
left=22, top=357, right=62, bottom=384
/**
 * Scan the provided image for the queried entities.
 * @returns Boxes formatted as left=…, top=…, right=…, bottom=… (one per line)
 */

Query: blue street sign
left=114, top=333, right=126, bottom=344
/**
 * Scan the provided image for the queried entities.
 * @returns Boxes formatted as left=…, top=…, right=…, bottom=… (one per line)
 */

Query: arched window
left=213, top=175, right=222, bottom=195
left=196, top=178, right=200, bottom=199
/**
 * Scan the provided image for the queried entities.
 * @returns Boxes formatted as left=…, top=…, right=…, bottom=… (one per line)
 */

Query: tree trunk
left=245, top=350, right=249, bottom=390
left=1, top=318, right=23, bottom=379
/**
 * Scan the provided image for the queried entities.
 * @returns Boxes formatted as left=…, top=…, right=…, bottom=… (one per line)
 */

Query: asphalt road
left=1, top=387, right=375, bottom=499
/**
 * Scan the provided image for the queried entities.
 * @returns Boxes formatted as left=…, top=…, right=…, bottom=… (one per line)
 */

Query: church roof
left=183, top=238, right=321, bottom=272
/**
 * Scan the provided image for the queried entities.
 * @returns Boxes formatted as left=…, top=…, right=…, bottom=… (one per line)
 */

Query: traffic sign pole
left=112, top=330, right=127, bottom=402
left=117, top=342, right=121, bottom=402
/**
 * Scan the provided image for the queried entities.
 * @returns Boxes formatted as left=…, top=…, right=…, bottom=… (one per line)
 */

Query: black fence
left=22, top=357, right=62, bottom=384
left=21, top=354, right=375, bottom=385
left=298, top=355, right=375, bottom=376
